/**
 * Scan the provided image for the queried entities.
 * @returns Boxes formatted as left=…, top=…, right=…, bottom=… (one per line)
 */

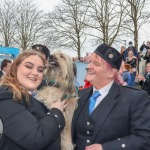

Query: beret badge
left=109, top=54, right=113, bottom=59
left=36, top=46, right=40, bottom=50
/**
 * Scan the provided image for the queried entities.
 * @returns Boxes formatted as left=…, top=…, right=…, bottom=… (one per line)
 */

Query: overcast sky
left=33, top=0, right=150, bottom=56
left=34, top=0, right=60, bottom=11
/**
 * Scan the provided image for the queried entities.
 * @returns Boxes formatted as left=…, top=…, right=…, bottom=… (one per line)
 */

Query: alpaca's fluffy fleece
left=37, top=51, right=78, bottom=150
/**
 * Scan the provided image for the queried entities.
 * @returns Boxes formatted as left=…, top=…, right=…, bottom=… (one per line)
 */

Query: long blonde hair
left=0, top=50, right=45, bottom=101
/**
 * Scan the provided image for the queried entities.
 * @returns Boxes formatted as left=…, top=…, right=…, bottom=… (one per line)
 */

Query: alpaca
left=37, top=51, right=78, bottom=150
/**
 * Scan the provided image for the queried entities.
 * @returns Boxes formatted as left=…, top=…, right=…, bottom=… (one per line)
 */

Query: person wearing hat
left=123, top=41, right=139, bottom=61
left=72, top=44, right=150, bottom=150
left=31, top=44, right=50, bottom=62
left=31, top=44, right=51, bottom=89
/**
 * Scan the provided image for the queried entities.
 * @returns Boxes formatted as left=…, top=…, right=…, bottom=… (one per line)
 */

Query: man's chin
left=85, top=78, right=92, bottom=83
left=86, top=75, right=94, bottom=82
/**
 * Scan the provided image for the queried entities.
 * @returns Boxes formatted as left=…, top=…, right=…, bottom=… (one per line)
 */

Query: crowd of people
left=0, top=43, right=150, bottom=150
left=72, top=52, right=92, bottom=64
left=119, top=40, right=150, bottom=95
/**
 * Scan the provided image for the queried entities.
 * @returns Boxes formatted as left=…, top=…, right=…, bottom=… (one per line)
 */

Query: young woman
left=0, top=50, right=67, bottom=150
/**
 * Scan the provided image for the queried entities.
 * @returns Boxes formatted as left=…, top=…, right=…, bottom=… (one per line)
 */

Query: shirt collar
left=93, top=80, right=114, bottom=96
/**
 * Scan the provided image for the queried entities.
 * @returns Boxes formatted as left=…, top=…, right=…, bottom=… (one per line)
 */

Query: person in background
left=79, top=57, right=85, bottom=62
left=140, top=41, right=150, bottom=54
left=0, top=59, right=12, bottom=79
left=0, top=50, right=67, bottom=150
left=124, top=41, right=138, bottom=61
left=120, top=61, right=132, bottom=86
left=84, top=52, right=92, bottom=63
left=119, top=46, right=126, bottom=61
left=72, top=44, right=150, bottom=150
left=72, top=57, right=77, bottom=62
left=137, top=62, right=150, bottom=95
left=31, top=44, right=50, bottom=89
left=125, top=51, right=137, bottom=87
left=139, top=41, right=149, bottom=75
left=31, top=44, right=50, bottom=63
left=78, top=86, right=84, bottom=91
left=143, top=49, right=150, bottom=65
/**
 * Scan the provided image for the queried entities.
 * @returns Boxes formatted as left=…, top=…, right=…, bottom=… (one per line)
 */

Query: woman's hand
left=50, top=99, right=68, bottom=113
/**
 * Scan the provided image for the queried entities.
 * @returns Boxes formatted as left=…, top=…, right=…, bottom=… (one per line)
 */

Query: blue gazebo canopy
left=0, top=46, right=19, bottom=58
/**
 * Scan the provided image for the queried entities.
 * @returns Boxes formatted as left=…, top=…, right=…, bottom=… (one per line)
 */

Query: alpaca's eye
left=60, top=54, right=66, bottom=60
left=60, top=54, right=64, bottom=58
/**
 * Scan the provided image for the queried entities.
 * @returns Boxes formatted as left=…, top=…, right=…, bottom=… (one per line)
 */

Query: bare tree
left=45, top=0, right=88, bottom=58
left=13, top=0, right=45, bottom=50
left=84, top=0, right=126, bottom=46
left=0, top=0, right=16, bottom=47
left=123, top=0, right=150, bottom=49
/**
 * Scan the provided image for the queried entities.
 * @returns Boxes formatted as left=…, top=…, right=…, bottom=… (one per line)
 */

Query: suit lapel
left=92, top=83, right=120, bottom=141
left=72, top=87, right=93, bottom=140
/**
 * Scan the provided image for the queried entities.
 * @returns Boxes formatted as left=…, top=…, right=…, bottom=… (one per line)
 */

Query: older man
left=72, top=44, right=150, bottom=150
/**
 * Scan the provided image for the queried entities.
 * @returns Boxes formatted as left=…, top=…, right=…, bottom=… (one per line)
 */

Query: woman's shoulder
left=0, top=85, right=11, bottom=90
left=0, top=85, right=13, bottom=100
left=0, top=85, right=12, bottom=93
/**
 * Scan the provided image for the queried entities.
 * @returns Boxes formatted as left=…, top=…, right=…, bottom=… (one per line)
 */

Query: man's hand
left=85, top=144, right=103, bottom=150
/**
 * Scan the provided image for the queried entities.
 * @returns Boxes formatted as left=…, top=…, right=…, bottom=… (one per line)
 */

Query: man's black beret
left=94, top=44, right=122, bottom=70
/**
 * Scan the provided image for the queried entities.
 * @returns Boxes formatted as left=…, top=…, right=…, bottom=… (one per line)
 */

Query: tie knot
left=92, top=91, right=100, bottom=99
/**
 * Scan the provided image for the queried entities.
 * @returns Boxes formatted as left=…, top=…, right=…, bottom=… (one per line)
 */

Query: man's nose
left=87, top=62, right=94, bottom=68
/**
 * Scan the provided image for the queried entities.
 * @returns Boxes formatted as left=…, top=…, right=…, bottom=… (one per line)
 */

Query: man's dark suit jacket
left=72, top=82, right=150, bottom=150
